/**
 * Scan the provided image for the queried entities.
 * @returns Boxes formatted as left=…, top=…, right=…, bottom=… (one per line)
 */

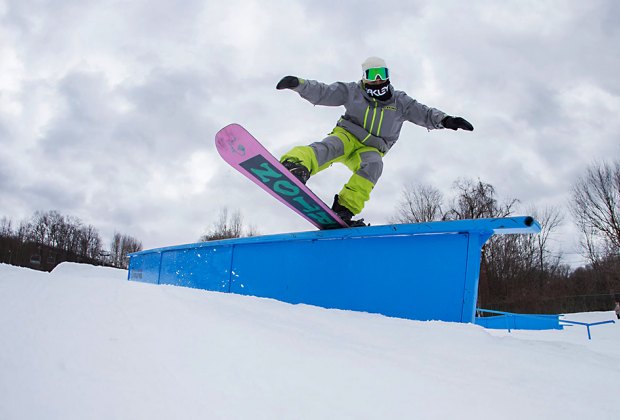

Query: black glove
left=441, top=116, right=474, bottom=131
left=276, top=76, right=300, bottom=90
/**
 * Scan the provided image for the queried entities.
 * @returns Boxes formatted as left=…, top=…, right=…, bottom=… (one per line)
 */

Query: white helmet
left=362, top=57, right=389, bottom=82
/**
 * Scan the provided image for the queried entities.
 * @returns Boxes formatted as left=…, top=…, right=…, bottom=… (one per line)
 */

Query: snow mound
left=0, top=263, right=617, bottom=419
left=51, top=261, right=127, bottom=281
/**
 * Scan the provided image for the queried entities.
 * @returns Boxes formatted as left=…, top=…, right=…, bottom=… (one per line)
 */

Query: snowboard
left=215, top=123, right=349, bottom=230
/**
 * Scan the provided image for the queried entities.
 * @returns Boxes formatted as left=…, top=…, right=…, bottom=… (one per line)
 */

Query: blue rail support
left=128, top=217, right=540, bottom=323
left=475, top=309, right=562, bottom=331
left=560, top=319, right=616, bottom=340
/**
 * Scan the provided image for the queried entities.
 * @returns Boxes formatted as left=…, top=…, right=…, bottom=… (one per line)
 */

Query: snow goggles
left=364, top=67, right=389, bottom=81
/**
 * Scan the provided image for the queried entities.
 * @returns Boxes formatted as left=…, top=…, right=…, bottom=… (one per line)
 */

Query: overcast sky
left=1, top=0, right=619, bottom=267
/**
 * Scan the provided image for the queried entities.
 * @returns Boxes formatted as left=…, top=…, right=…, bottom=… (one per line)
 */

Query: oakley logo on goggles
left=364, top=67, right=389, bottom=81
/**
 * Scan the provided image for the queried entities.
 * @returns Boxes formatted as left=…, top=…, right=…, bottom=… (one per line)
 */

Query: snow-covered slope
left=0, top=263, right=617, bottom=419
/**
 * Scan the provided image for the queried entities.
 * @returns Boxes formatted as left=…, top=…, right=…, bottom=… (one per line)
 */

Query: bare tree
left=110, top=233, right=143, bottom=269
left=571, top=160, right=620, bottom=262
left=80, top=225, right=103, bottom=259
left=444, top=178, right=518, bottom=220
left=245, top=224, right=260, bottom=238
left=29, top=211, right=51, bottom=245
left=530, top=206, right=564, bottom=273
left=0, top=217, right=13, bottom=237
left=391, top=182, right=443, bottom=223
left=200, top=208, right=256, bottom=241
left=16, top=220, right=31, bottom=242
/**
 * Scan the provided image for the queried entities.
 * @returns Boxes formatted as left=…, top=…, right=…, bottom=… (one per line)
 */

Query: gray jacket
left=293, top=79, right=446, bottom=154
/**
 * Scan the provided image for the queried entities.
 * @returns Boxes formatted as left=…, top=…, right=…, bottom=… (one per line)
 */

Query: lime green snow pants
left=280, top=126, right=384, bottom=215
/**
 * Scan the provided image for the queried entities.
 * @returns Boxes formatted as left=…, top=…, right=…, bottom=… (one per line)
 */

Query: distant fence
left=484, top=293, right=620, bottom=315
left=0, top=237, right=104, bottom=272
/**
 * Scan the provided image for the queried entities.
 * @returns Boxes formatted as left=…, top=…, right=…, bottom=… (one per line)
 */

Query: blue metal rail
left=476, top=308, right=616, bottom=339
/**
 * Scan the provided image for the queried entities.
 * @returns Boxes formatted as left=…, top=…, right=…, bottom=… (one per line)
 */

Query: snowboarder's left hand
left=276, top=76, right=300, bottom=90
left=441, top=116, right=474, bottom=131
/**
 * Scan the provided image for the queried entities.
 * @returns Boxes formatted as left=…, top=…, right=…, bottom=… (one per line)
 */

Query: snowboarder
left=276, top=56, right=473, bottom=226
left=615, top=300, right=620, bottom=320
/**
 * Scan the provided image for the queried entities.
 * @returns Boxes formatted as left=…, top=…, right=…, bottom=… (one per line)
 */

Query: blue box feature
left=127, top=251, right=162, bottom=284
left=128, top=217, right=540, bottom=323
left=159, top=246, right=233, bottom=291
left=229, top=233, right=469, bottom=321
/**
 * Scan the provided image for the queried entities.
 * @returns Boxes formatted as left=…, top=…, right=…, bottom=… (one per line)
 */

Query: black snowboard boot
left=331, top=195, right=367, bottom=227
left=281, top=159, right=310, bottom=185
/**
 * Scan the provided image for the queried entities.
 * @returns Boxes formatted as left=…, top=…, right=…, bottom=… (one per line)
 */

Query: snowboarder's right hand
left=276, top=76, right=300, bottom=90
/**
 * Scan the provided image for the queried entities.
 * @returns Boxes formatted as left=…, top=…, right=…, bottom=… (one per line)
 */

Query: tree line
left=0, top=210, right=142, bottom=270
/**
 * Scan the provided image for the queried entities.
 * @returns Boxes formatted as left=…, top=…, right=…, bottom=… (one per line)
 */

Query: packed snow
left=0, top=262, right=617, bottom=419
